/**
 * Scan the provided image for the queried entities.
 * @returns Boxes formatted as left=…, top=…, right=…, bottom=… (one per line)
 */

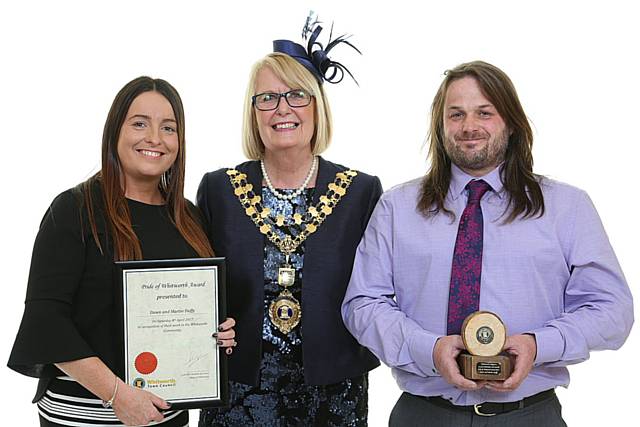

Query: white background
left=1, top=1, right=638, bottom=425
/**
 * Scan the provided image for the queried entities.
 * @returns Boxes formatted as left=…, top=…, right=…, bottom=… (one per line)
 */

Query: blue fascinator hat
left=273, top=11, right=361, bottom=85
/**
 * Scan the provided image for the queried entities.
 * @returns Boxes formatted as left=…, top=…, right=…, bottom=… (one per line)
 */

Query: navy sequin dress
left=200, top=188, right=368, bottom=427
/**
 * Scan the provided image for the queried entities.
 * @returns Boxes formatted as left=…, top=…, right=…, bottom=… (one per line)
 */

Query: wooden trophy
left=457, top=311, right=513, bottom=380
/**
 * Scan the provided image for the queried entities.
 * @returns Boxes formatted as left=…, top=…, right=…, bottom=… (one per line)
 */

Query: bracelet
left=101, top=375, right=119, bottom=409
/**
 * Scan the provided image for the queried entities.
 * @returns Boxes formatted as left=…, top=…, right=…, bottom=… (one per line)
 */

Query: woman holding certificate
left=197, top=14, right=381, bottom=426
left=8, top=77, right=235, bottom=427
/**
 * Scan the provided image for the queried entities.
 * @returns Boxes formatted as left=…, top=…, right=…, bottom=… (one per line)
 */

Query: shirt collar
left=449, top=163, right=505, bottom=201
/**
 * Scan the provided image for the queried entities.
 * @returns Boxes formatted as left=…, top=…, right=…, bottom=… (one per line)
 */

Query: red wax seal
left=134, top=352, right=158, bottom=374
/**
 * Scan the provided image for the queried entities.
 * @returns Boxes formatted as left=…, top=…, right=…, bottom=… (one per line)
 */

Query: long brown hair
left=418, top=61, right=544, bottom=223
left=82, top=76, right=213, bottom=260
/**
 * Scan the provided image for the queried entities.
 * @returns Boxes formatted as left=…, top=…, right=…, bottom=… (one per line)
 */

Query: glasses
left=252, top=89, right=313, bottom=111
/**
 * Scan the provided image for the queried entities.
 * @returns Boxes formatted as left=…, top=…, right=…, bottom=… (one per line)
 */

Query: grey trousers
left=389, top=392, right=567, bottom=427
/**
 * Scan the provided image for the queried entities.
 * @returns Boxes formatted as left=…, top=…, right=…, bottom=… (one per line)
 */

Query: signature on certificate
left=185, top=351, right=209, bottom=368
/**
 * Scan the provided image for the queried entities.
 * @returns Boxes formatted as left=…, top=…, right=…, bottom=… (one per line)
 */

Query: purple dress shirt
left=342, top=164, right=633, bottom=405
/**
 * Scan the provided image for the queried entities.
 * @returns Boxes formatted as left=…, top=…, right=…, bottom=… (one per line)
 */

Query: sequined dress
left=199, top=188, right=368, bottom=427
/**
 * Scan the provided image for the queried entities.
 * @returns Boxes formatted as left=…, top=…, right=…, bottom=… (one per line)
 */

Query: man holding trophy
left=342, top=61, right=633, bottom=426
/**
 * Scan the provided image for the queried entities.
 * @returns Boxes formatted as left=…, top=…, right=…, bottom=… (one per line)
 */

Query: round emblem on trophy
left=476, top=326, right=494, bottom=345
left=461, top=311, right=506, bottom=357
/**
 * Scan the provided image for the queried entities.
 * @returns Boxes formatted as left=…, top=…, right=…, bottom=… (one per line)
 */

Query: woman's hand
left=112, top=379, right=170, bottom=426
left=55, top=357, right=170, bottom=425
left=215, top=317, right=237, bottom=355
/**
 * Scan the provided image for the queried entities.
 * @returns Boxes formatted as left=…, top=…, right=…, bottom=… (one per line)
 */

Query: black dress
left=8, top=186, right=195, bottom=426
left=199, top=188, right=368, bottom=427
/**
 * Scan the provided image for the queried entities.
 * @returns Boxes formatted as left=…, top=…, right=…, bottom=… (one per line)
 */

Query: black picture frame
left=115, top=257, right=228, bottom=410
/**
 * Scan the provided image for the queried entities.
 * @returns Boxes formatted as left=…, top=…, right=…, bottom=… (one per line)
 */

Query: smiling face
left=254, top=66, right=315, bottom=156
left=443, top=76, right=510, bottom=176
left=116, top=91, right=179, bottom=188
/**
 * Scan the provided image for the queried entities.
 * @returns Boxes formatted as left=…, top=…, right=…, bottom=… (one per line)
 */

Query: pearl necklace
left=260, top=156, right=318, bottom=201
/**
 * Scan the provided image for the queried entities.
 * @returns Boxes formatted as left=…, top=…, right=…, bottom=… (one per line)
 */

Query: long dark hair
left=82, top=76, right=213, bottom=260
left=418, top=61, right=544, bottom=223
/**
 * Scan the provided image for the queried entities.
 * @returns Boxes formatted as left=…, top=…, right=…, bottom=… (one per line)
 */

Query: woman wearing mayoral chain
left=8, top=77, right=235, bottom=426
left=197, top=13, right=382, bottom=426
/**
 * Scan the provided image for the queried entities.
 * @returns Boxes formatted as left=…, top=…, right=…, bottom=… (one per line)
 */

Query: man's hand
left=433, top=335, right=484, bottom=391
left=486, top=334, right=537, bottom=392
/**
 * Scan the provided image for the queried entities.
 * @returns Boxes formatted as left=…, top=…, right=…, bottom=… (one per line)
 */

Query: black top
left=8, top=184, right=200, bottom=401
left=196, top=157, right=382, bottom=386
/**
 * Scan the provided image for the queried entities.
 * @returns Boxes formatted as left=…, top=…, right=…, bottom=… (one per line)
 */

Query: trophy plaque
left=457, top=311, right=513, bottom=380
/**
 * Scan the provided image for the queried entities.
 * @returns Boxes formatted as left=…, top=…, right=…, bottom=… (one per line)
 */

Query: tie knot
left=465, top=179, right=491, bottom=203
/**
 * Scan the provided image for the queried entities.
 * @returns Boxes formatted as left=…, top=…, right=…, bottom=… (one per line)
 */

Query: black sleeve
left=196, top=172, right=213, bottom=236
left=361, top=175, right=383, bottom=231
left=7, top=190, right=96, bottom=378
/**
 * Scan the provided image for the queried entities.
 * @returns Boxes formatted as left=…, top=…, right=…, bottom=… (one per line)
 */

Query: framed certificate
left=115, top=257, right=228, bottom=409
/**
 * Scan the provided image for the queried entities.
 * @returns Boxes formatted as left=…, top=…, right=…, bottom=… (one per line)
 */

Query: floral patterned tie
left=446, top=179, right=492, bottom=335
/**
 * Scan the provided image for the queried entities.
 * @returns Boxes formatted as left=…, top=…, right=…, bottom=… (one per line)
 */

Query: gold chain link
left=227, top=168, right=358, bottom=256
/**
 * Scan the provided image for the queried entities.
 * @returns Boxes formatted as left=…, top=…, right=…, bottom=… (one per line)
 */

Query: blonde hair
left=242, top=53, right=333, bottom=159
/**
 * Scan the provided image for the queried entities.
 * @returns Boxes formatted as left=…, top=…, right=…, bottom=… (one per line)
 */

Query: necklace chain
left=260, top=156, right=318, bottom=201
left=227, top=167, right=357, bottom=256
